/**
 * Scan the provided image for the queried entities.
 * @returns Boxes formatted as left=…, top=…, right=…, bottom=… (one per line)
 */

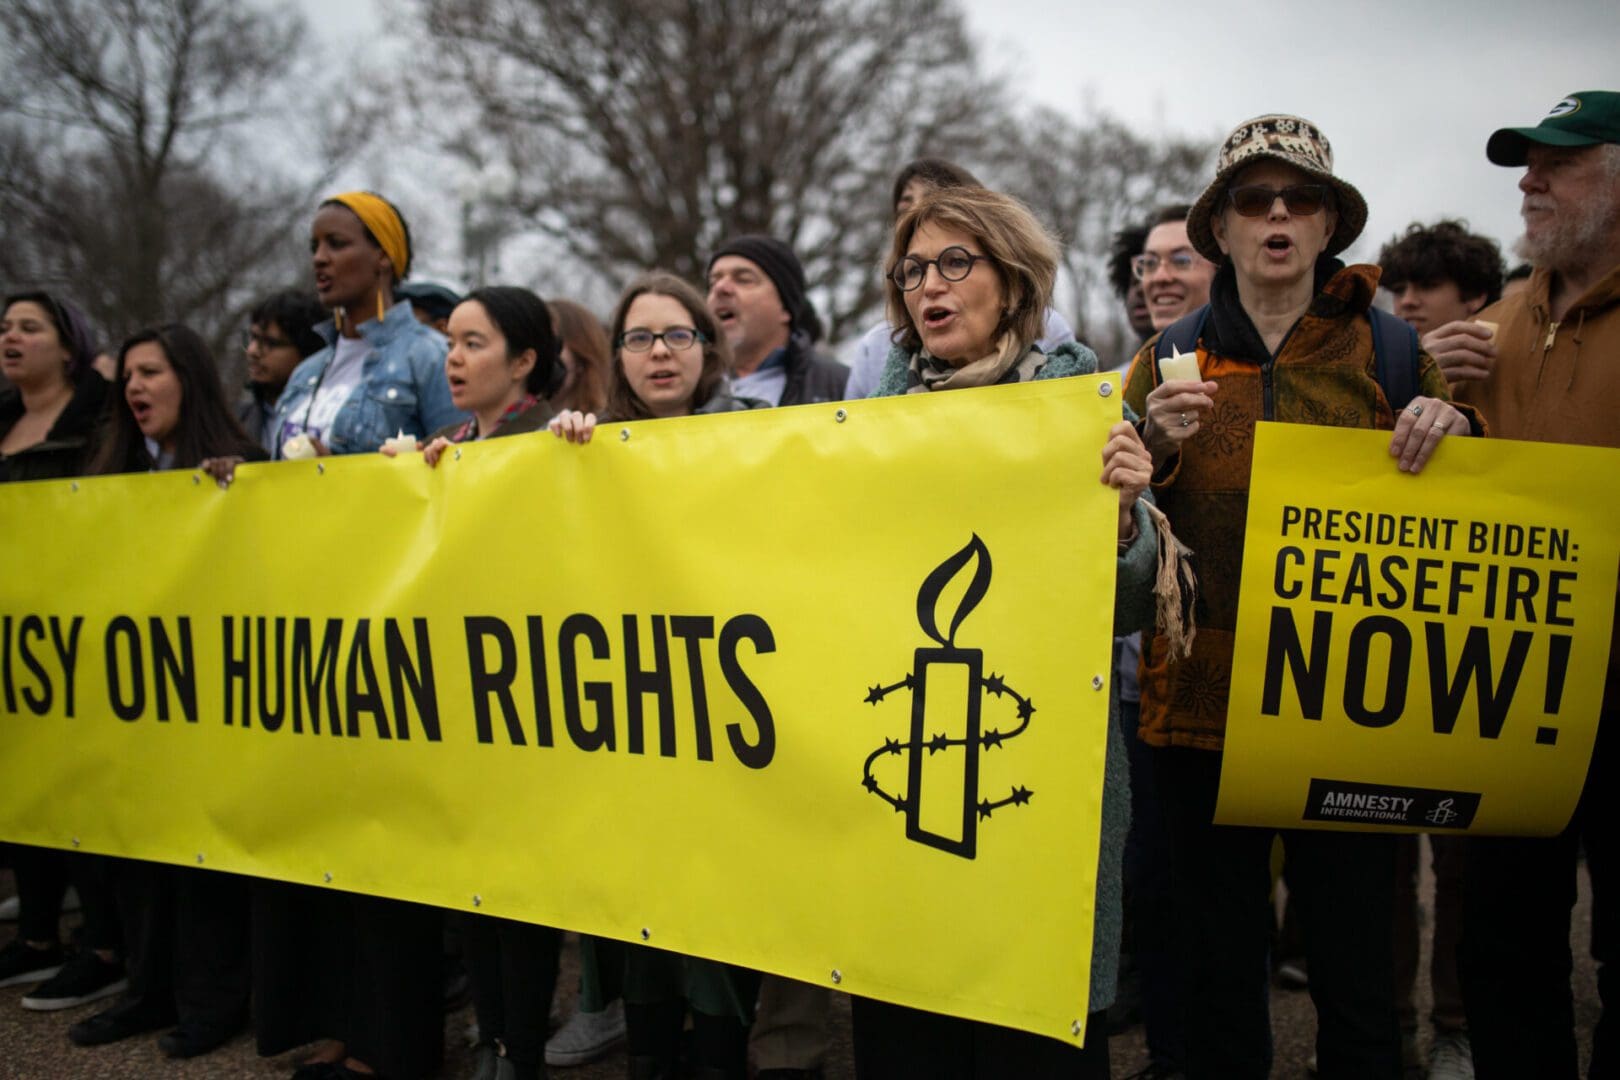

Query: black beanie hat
left=707, top=234, right=823, bottom=343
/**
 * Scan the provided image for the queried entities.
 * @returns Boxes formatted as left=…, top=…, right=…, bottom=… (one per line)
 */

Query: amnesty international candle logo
left=860, top=534, right=1036, bottom=859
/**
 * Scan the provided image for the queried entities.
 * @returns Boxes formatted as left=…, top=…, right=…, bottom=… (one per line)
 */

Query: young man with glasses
left=1137, top=204, right=1218, bottom=333
left=237, top=289, right=326, bottom=455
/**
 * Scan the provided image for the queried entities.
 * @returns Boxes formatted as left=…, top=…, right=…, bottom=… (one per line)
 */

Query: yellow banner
left=1218, top=422, right=1620, bottom=836
left=0, top=376, right=1125, bottom=1044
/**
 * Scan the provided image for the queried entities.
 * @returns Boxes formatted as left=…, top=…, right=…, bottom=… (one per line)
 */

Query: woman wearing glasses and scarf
left=851, top=186, right=1165, bottom=1078
left=1120, top=116, right=1483, bottom=1080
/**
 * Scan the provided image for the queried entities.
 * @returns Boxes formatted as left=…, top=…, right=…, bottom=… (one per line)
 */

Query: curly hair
left=1378, top=220, right=1505, bottom=305
left=1108, top=221, right=1150, bottom=300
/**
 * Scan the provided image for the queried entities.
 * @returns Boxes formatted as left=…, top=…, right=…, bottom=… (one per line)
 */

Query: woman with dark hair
left=65, top=325, right=261, bottom=1059
left=384, top=285, right=562, bottom=1080
left=547, top=298, right=610, bottom=416
left=264, top=191, right=460, bottom=461
left=387, top=285, right=564, bottom=464
left=88, top=325, right=261, bottom=474
left=0, top=292, right=108, bottom=480
left=548, top=273, right=758, bottom=1080
left=0, top=291, right=128, bottom=1015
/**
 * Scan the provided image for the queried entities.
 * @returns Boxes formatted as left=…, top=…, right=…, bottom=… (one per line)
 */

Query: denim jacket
left=270, top=300, right=463, bottom=457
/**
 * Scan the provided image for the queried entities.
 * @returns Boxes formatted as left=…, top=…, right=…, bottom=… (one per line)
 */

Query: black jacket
left=0, top=375, right=109, bottom=483
left=779, top=332, right=849, bottom=407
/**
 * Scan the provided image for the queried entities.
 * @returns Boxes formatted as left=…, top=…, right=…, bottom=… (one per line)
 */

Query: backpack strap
left=1368, top=307, right=1421, bottom=412
left=1152, top=306, right=1211, bottom=379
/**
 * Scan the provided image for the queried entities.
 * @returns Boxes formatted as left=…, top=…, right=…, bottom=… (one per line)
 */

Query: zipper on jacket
left=1544, top=320, right=1559, bottom=353
left=1260, top=323, right=1301, bottom=421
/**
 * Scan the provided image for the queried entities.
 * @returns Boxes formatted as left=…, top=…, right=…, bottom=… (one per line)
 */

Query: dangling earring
left=377, top=289, right=385, bottom=324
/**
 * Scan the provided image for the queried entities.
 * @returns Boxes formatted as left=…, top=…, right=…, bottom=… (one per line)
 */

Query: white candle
left=1158, top=344, right=1201, bottom=384
left=281, top=433, right=317, bottom=460
left=384, top=430, right=418, bottom=454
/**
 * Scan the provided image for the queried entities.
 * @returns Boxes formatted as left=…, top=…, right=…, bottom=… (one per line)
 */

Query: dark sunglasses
left=1226, top=184, right=1330, bottom=217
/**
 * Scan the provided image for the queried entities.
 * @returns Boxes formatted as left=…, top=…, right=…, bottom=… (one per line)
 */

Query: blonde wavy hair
left=883, top=186, right=1059, bottom=356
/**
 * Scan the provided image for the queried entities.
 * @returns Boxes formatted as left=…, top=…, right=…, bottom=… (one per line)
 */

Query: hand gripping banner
left=0, top=375, right=1124, bottom=1044
left=1218, top=422, right=1620, bottom=836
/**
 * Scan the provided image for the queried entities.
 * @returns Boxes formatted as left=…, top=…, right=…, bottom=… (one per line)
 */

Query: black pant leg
left=251, top=878, right=350, bottom=1057
left=10, top=843, right=69, bottom=944
left=1285, top=828, right=1403, bottom=1079
left=1155, top=747, right=1276, bottom=1080
left=345, top=894, right=444, bottom=1080
left=68, top=852, right=122, bottom=952
left=495, top=917, right=561, bottom=1068
left=111, top=857, right=177, bottom=1008
left=173, top=868, right=250, bottom=1030
left=459, top=911, right=506, bottom=1047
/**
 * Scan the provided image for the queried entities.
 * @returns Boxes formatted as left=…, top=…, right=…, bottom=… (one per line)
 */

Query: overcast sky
left=301, top=0, right=1618, bottom=279
left=956, top=0, right=1619, bottom=263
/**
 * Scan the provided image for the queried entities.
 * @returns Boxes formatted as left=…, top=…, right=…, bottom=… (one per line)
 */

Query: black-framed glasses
left=1131, top=250, right=1203, bottom=280
left=891, top=245, right=990, bottom=292
left=618, top=327, right=704, bottom=352
left=242, top=329, right=294, bottom=351
left=1226, top=184, right=1330, bottom=217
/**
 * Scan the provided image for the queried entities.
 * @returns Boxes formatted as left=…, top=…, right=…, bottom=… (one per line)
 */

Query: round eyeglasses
left=891, top=245, right=991, bottom=292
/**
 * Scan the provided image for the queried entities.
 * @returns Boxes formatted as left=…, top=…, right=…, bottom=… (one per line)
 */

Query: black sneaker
left=0, top=938, right=64, bottom=987
left=20, top=949, right=128, bottom=1011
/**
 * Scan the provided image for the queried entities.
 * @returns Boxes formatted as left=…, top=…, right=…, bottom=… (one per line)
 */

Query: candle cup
left=384, top=431, right=419, bottom=455
left=281, top=433, right=317, bottom=461
left=1158, top=348, right=1201, bottom=384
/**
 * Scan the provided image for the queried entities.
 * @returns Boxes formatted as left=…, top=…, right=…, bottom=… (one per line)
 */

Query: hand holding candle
left=1158, top=343, right=1201, bottom=384
left=381, top=430, right=419, bottom=456
left=1142, top=344, right=1218, bottom=464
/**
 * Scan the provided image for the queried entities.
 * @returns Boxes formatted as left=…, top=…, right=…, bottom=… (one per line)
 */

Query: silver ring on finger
left=1408, top=403, right=1424, bottom=417
left=1180, top=413, right=1191, bottom=427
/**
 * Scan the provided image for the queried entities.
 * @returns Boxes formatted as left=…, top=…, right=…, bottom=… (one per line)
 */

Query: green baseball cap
left=1487, top=90, right=1620, bottom=166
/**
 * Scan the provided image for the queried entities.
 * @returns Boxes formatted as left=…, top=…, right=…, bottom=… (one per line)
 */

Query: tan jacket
left=1455, top=259, right=1620, bottom=709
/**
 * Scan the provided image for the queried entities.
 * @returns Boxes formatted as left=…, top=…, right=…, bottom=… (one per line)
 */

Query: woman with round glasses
left=857, top=185, right=1163, bottom=1078
left=548, top=273, right=757, bottom=1079
left=1120, top=115, right=1483, bottom=1079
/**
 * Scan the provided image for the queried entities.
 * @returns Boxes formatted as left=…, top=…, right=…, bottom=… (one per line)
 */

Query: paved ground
left=0, top=856, right=1598, bottom=1078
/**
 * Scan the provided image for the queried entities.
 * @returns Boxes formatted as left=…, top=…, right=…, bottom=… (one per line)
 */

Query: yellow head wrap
left=327, top=191, right=410, bottom=281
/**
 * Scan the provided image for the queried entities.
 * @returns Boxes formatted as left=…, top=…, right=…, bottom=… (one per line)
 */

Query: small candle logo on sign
left=861, top=534, right=1036, bottom=859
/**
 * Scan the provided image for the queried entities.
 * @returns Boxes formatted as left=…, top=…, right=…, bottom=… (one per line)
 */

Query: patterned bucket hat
left=1185, top=114, right=1368, bottom=263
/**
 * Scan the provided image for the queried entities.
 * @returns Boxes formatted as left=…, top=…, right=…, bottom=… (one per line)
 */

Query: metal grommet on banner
left=454, top=448, right=462, bottom=461
left=195, top=853, right=205, bottom=864
left=835, top=408, right=848, bottom=423
left=323, top=872, right=333, bottom=883
left=830, top=969, right=842, bottom=984
left=1071, top=1019, right=1082, bottom=1037
left=472, top=895, right=482, bottom=908
left=1091, top=674, right=1104, bottom=691
left=71, top=837, right=80, bottom=848
left=317, top=462, right=325, bottom=475
left=1098, top=381, right=1114, bottom=398
left=620, top=428, right=631, bottom=442
left=70, top=481, right=79, bottom=492
left=192, top=474, right=200, bottom=485
left=639, top=927, right=651, bottom=941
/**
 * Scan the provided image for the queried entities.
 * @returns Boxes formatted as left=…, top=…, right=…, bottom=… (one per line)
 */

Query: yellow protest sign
left=0, top=375, right=1124, bottom=1044
left=1218, top=422, right=1620, bottom=836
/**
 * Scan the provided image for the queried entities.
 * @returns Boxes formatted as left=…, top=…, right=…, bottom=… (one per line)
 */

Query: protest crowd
left=1, top=86, right=1617, bottom=1080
